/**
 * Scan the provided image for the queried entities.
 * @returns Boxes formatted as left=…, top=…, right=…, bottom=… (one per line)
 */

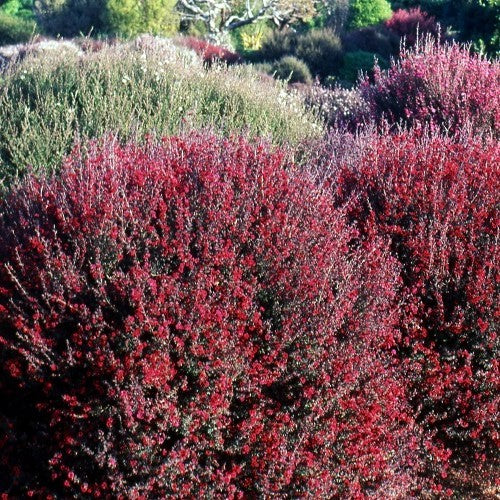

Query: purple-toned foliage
left=360, top=37, right=500, bottom=136
left=385, top=8, right=441, bottom=47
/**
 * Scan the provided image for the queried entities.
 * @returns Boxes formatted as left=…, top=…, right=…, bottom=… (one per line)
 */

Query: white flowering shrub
left=293, top=82, right=369, bottom=128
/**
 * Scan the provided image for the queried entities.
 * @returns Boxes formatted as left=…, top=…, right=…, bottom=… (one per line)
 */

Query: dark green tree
left=34, top=0, right=106, bottom=37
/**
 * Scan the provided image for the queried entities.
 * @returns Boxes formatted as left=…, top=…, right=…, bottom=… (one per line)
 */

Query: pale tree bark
left=177, top=0, right=316, bottom=44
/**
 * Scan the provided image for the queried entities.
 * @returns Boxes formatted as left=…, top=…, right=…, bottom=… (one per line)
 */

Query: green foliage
left=349, top=0, right=393, bottom=29
left=0, top=10, right=36, bottom=44
left=0, top=42, right=322, bottom=184
left=271, top=55, right=313, bottom=84
left=256, top=28, right=344, bottom=81
left=105, top=0, right=178, bottom=37
left=0, top=0, right=34, bottom=20
left=252, top=61, right=273, bottom=75
left=34, top=0, right=106, bottom=37
left=34, top=0, right=179, bottom=38
left=231, top=19, right=271, bottom=54
left=338, top=50, right=388, bottom=83
left=258, top=28, right=297, bottom=61
left=295, top=28, right=343, bottom=79
left=454, top=0, right=499, bottom=56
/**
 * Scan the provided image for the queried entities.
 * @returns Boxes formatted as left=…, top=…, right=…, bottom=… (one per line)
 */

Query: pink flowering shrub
left=360, top=37, right=500, bottom=136
left=176, top=36, right=242, bottom=65
left=385, top=8, right=441, bottom=47
left=0, top=133, right=426, bottom=497
left=310, top=129, right=499, bottom=489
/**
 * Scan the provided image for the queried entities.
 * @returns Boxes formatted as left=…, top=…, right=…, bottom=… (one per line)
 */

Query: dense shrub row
left=0, top=133, right=428, bottom=497
left=0, top=9, right=498, bottom=499
left=1, top=126, right=497, bottom=497
left=308, top=130, right=499, bottom=486
left=32, top=0, right=178, bottom=39
left=0, top=10, right=36, bottom=45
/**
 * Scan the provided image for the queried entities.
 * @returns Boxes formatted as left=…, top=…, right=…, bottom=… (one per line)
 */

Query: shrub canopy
left=0, top=132, right=425, bottom=497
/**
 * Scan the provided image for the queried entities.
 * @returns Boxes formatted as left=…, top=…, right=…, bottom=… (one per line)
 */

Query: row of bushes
left=249, top=8, right=441, bottom=86
left=0, top=128, right=497, bottom=497
left=0, top=28, right=497, bottom=497
left=1, top=35, right=496, bottom=186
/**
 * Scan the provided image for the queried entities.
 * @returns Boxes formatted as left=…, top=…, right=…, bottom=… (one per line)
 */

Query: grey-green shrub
left=272, top=55, right=313, bottom=84
left=0, top=39, right=322, bottom=184
left=259, top=29, right=297, bottom=62
left=295, top=29, right=343, bottom=80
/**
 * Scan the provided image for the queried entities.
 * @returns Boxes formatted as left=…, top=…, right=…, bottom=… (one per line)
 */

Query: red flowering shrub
left=0, top=133, right=426, bottom=497
left=360, top=37, right=500, bottom=136
left=385, top=8, right=441, bottom=47
left=309, top=129, right=499, bottom=489
left=176, top=36, right=242, bottom=65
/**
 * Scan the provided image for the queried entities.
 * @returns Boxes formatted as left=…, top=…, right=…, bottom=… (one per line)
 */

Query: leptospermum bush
left=176, top=36, right=242, bottom=66
left=360, top=37, right=500, bottom=136
left=293, top=82, right=369, bottom=129
left=0, top=40, right=321, bottom=185
left=0, top=133, right=427, bottom=497
left=309, top=129, right=499, bottom=490
left=385, top=8, right=441, bottom=47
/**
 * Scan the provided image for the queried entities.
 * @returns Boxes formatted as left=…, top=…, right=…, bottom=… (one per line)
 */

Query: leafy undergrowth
left=0, top=31, right=498, bottom=499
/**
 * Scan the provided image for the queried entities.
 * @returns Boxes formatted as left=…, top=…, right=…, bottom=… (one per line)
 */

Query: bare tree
left=177, top=0, right=316, bottom=44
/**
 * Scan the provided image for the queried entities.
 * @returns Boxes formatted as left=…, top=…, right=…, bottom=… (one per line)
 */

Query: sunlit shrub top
left=0, top=38, right=322, bottom=185
left=360, top=37, right=500, bottom=136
